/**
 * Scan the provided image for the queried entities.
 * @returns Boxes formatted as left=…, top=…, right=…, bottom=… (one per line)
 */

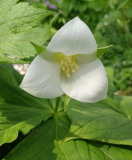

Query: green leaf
left=103, top=96, right=125, bottom=115
left=4, top=116, right=132, bottom=160
left=124, top=0, right=132, bottom=8
left=0, top=54, right=30, bottom=64
left=96, top=45, right=113, bottom=59
left=0, top=64, right=62, bottom=145
left=1, top=64, right=132, bottom=160
left=4, top=111, right=71, bottom=160
left=105, top=67, right=115, bottom=98
left=114, top=94, right=123, bottom=104
left=65, top=98, right=132, bottom=146
left=107, top=76, right=116, bottom=98
left=0, top=0, right=56, bottom=64
left=93, top=141, right=132, bottom=160
left=114, top=95, right=132, bottom=119
left=105, top=67, right=114, bottom=82
left=0, top=103, right=52, bottom=146
left=4, top=107, right=132, bottom=160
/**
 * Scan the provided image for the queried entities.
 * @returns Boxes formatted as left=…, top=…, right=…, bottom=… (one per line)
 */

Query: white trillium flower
left=20, top=17, right=108, bottom=103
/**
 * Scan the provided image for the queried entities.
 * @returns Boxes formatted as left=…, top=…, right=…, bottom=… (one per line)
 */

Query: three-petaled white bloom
left=20, top=17, right=108, bottom=103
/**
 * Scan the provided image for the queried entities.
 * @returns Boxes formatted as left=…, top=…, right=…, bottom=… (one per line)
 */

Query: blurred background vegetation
left=19, top=0, right=132, bottom=95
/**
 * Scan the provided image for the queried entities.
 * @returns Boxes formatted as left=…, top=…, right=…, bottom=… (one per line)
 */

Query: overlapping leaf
left=0, top=54, right=30, bottom=64
left=105, top=67, right=116, bottom=98
left=65, top=97, right=132, bottom=146
left=4, top=112, right=132, bottom=160
left=0, top=64, right=62, bottom=145
left=114, top=95, right=132, bottom=119
left=0, top=0, right=56, bottom=63
left=1, top=64, right=132, bottom=159
left=4, top=113, right=70, bottom=160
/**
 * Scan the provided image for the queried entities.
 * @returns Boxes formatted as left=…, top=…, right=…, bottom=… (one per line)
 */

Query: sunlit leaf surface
left=0, top=0, right=55, bottom=63
left=65, top=98, right=132, bottom=146
left=0, top=64, right=61, bottom=145
left=1, top=64, right=132, bottom=160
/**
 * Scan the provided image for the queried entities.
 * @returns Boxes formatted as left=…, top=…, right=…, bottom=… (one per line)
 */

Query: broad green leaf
left=0, top=103, right=52, bottom=146
left=1, top=64, right=132, bottom=160
left=100, top=96, right=125, bottom=113
left=93, top=141, right=132, bottom=160
left=4, top=112, right=71, bottom=160
left=114, top=94, right=123, bottom=104
left=114, top=95, right=132, bottom=119
left=0, top=64, right=62, bottom=145
left=4, top=108, right=132, bottom=160
left=97, top=45, right=113, bottom=59
left=105, top=67, right=114, bottom=81
left=105, top=67, right=115, bottom=98
left=0, top=54, right=29, bottom=64
left=65, top=98, right=132, bottom=146
left=0, top=0, right=56, bottom=64
left=4, top=115, right=132, bottom=160
left=103, top=96, right=125, bottom=115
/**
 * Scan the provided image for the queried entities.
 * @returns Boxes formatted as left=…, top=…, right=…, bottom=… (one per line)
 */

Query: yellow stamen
left=61, top=57, right=64, bottom=64
left=72, top=58, right=79, bottom=68
left=60, top=55, right=78, bottom=77
left=61, top=65, right=65, bottom=70
left=70, top=67, right=75, bottom=72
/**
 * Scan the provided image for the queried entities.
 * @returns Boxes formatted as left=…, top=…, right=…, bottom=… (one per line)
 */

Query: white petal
left=60, top=59, right=108, bottom=103
left=20, top=53, right=63, bottom=98
left=74, top=53, right=96, bottom=64
left=45, top=17, right=97, bottom=58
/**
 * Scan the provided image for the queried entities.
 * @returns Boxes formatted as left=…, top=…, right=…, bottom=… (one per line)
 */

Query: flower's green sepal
left=97, top=45, right=113, bottom=59
left=31, top=42, right=46, bottom=55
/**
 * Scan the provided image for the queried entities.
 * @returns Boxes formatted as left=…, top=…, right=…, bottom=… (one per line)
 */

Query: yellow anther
left=64, top=68, right=70, bottom=77
left=72, top=58, right=79, bottom=68
left=66, top=72, right=70, bottom=77
left=61, top=57, right=64, bottom=64
left=70, top=67, right=75, bottom=72
left=61, top=65, right=65, bottom=70
left=60, top=55, right=78, bottom=77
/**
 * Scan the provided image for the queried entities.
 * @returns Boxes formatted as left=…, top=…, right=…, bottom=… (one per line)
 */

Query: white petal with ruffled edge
left=20, top=53, right=64, bottom=98
left=45, top=17, right=97, bottom=60
left=60, top=59, right=108, bottom=103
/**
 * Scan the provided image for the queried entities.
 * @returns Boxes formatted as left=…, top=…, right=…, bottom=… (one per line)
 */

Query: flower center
left=60, top=55, right=78, bottom=77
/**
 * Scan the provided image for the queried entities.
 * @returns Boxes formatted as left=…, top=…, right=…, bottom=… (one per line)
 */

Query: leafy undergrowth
left=1, top=64, right=132, bottom=159
left=0, top=0, right=56, bottom=64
